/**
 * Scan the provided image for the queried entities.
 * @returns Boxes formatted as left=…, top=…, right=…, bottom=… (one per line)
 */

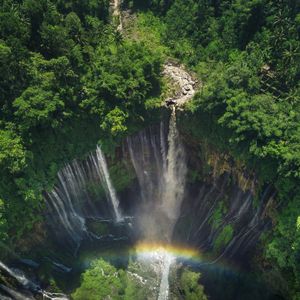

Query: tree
left=101, top=107, right=128, bottom=136
left=40, top=23, right=73, bottom=58
left=72, top=259, right=124, bottom=300
left=179, top=269, right=207, bottom=300
left=21, top=0, right=48, bottom=48
left=0, top=198, right=8, bottom=241
left=54, top=0, right=110, bottom=21
left=0, top=128, right=26, bottom=174
left=65, top=12, right=84, bottom=43
left=13, top=54, right=80, bottom=131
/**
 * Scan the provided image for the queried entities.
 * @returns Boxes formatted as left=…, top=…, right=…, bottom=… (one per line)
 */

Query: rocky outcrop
left=172, top=131, right=276, bottom=264
left=110, top=0, right=122, bottom=31
left=163, top=63, right=198, bottom=107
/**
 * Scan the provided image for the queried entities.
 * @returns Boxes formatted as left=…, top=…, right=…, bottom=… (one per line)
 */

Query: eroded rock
left=163, top=63, right=197, bottom=108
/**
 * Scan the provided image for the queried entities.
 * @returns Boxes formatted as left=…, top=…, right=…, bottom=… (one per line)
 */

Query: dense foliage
left=0, top=0, right=162, bottom=248
left=1, top=0, right=300, bottom=299
left=72, top=258, right=162, bottom=300
left=178, top=1, right=300, bottom=298
left=123, top=0, right=300, bottom=298
left=178, top=269, right=207, bottom=300
left=72, top=259, right=207, bottom=300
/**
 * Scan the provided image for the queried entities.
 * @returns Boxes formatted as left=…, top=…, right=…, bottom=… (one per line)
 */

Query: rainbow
left=80, top=241, right=241, bottom=275
left=133, top=241, right=201, bottom=260
left=130, top=241, right=241, bottom=274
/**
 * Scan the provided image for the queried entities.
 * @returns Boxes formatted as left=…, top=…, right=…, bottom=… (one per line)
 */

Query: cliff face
left=38, top=117, right=275, bottom=263
left=173, top=118, right=276, bottom=265
left=7, top=113, right=276, bottom=262
left=0, top=117, right=279, bottom=300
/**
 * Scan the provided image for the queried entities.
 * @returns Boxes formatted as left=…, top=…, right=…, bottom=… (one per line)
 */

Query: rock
left=166, top=99, right=177, bottom=106
left=162, top=62, right=196, bottom=107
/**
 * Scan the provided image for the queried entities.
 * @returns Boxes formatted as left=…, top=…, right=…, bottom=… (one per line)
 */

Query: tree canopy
left=0, top=0, right=162, bottom=249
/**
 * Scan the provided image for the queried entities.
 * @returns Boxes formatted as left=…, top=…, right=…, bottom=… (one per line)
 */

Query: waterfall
left=156, top=107, right=186, bottom=300
left=46, top=145, right=123, bottom=250
left=126, top=109, right=186, bottom=242
left=95, top=146, right=123, bottom=222
left=46, top=164, right=88, bottom=250
left=0, top=261, right=68, bottom=300
left=157, top=252, right=175, bottom=300
left=0, top=261, right=43, bottom=293
left=161, top=107, right=187, bottom=226
left=126, top=107, right=187, bottom=300
left=127, top=128, right=165, bottom=205
left=0, top=285, right=33, bottom=300
left=175, top=173, right=274, bottom=261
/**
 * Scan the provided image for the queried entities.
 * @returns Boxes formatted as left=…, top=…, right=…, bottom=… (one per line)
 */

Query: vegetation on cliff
left=123, top=0, right=300, bottom=298
left=72, top=258, right=207, bottom=300
left=0, top=0, right=162, bottom=247
left=1, top=0, right=300, bottom=299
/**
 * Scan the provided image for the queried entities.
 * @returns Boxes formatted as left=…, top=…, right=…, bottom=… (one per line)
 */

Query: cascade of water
left=156, top=108, right=186, bottom=300
left=0, top=261, right=68, bottom=300
left=157, top=252, right=175, bottom=300
left=0, top=284, right=33, bottom=300
left=0, top=261, right=33, bottom=289
left=46, top=144, right=124, bottom=249
left=162, top=107, right=187, bottom=222
left=42, top=291, right=69, bottom=300
left=95, top=146, right=123, bottom=222
left=127, top=107, right=187, bottom=300
left=177, top=172, right=274, bottom=262
left=126, top=110, right=186, bottom=240
left=46, top=164, right=88, bottom=249
left=127, top=129, right=165, bottom=205
left=160, top=122, right=167, bottom=172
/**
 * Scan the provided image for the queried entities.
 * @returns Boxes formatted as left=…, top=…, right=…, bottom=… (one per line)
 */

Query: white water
left=0, top=284, right=33, bottom=300
left=95, top=146, right=123, bottom=222
left=0, top=261, right=68, bottom=300
left=157, top=252, right=175, bottom=300
left=156, top=108, right=186, bottom=300
left=46, top=144, right=123, bottom=249
left=127, top=109, right=186, bottom=241
left=161, top=107, right=187, bottom=225
left=0, top=261, right=33, bottom=288
left=127, top=106, right=186, bottom=299
left=46, top=164, right=88, bottom=249
left=137, top=248, right=175, bottom=300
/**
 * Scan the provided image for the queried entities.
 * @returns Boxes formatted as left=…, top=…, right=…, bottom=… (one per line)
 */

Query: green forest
left=0, top=0, right=162, bottom=242
left=0, top=0, right=300, bottom=299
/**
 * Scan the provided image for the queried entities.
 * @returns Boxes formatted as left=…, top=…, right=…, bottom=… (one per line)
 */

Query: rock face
left=111, top=0, right=122, bottom=31
left=121, top=123, right=274, bottom=264
left=172, top=131, right=275, bottom=264
left=163, top=63, right=197, bottom=107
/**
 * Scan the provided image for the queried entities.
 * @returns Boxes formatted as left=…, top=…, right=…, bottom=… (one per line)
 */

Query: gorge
left=0, top=0, right=299, bottom=299
left=0, top=102, right=278, bottom=300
